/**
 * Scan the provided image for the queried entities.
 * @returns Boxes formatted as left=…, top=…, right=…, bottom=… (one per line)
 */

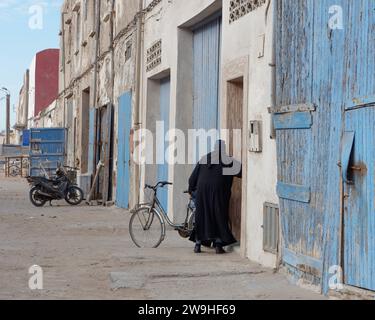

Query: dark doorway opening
left=81, top=88, right=90, bottom=173
left=94, top=105, right=114, bottom=202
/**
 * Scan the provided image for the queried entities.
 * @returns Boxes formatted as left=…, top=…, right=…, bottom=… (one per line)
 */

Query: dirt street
left=0, top=178, right=325, bottom=300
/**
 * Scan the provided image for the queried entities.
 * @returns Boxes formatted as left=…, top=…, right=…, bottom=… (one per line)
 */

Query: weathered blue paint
left=273, top=112, right=313, bottom=130
left=277, top=0, right=375, bottom=294
left=157, top=77, right=171, bottom=212
left=324, top=0, right=375, bottom=294
left=283, top=248, right=323, bottom=274
left=116, top=91, right=132, bottom=209
left=193, top=15, right=221, bottom=160
left=22, top=129, right=30, bottom=146
left=87, top=108, right=96, bottom=175
left=29, top=128, right=66, bottom=177
left=343, top=106, right=375, bottom=291
left=341, top=132, right=355, bottom=184
left=276, top=1, right=319, bottom=284
left=276, top=182, right=311, bottom=204
left=346, top=95, right=375, bottom=110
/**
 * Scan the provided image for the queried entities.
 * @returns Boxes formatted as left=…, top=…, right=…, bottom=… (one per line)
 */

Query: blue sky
left=0, top=0, right=62, bottom=131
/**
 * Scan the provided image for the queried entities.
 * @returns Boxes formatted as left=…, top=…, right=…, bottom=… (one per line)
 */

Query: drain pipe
left=110, top=0, right=115, bottom=102
left=61, top=11, right=67, bottom=128
left=134, top=0, right=144, bottom=205
left=92, top=0, right=101, bottom=166
left=268, top=0, right=277, bottom=140
left=87, top=0, right=101, bottom=202
left=269, top=0, right=283, bottom=270
left=266, top=0, right=282, bottom=270
left=92, top=0, right=101, bottom=111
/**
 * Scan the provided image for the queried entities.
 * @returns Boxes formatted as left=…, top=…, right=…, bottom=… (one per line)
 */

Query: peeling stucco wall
left=58, top=0, right=138, bottom=202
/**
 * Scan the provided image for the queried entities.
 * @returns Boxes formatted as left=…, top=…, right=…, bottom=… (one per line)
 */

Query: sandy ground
left=0, top=178, right=325, bottom=300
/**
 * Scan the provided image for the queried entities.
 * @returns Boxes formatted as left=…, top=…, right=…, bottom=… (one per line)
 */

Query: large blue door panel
left=333, top=0, right=375, bottom=292
left=116, top=92, right=132, bottom=209
left=157, top=77, right=171, bottom=212
left=276, top=0, right=375, bottom=293
left=193, top=16, right=221, bottom=160
left=343, top=106, right=375, bottom=292
left=275, top=0, right=322, bottom=276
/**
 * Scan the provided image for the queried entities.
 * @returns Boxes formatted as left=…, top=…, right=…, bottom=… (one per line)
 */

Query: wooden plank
left=87, top=161, right=104, bottom=204
left=283, top=248, right=323, bottom=275
left=269, top=103, right=316, bottom=114
left=274, top=112, right=312, bottom=130
left=277, top=182, right=311, bottom=203
left=102, top=104, right=113, bottom=204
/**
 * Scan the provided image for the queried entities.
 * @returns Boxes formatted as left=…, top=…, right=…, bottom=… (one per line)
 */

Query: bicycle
left=129, top=181, right=196, bottom=248
left=8, top=164, right=21, bottom=177
left=8, top=159, right=21, bottom=177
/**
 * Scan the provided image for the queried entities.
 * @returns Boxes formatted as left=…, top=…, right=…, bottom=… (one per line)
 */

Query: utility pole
left=6, top=93, right=10, bottom=145
left=1, top=87, right=11, bottom=144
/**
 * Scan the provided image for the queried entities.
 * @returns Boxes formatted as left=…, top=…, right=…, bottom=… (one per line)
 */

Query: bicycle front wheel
left=129, top=207, right=165, bottom=248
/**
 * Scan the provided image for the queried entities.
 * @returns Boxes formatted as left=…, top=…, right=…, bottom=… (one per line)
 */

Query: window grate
left=229, top=0, right=267, bottom=24
left=146, top=39, right=162, bottom=72
left=263, top=202, right=279, bottom=254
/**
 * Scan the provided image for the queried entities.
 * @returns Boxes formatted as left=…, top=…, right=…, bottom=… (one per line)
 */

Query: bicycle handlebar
left=145, top=181, right=173, bottom=190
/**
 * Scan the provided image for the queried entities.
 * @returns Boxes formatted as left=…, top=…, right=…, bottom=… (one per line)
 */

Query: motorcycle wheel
left=29, top=187, right=47, bottom=207
left=65, top=186, right=84, bottom=206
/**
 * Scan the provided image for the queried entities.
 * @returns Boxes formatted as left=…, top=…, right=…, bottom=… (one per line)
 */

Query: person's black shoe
left=216, top=246, right=226, bottom=254
left=194, top=244, right=202, bottom=254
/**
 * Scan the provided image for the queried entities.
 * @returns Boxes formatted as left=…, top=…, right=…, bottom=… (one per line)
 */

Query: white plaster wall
left=28, top=56, right=36, bottom=128
left=221, top=0, right=278, bottom=268
left=140, top=0, right=221, bottom=223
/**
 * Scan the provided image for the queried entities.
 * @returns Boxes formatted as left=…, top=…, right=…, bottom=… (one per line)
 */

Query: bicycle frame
left=129, top=185, right=196, bottom=247
left=135, top=187, right=185, bottom=229
left=151, top=192, right=184, bottom=229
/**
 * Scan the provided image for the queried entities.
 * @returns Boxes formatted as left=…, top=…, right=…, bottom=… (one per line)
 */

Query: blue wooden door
left=157, top=77, right=171, bottom=212
left=341, top=0, right=375, bottom=291
left=193, top=16, right=221, bottom=160
left=343, top=106, right=375, bottom=291
left=275, top=0, right=324, bottom=279
left=116, top=91, right=132, bottom=209
left=275, top=0, right=375, bottom=293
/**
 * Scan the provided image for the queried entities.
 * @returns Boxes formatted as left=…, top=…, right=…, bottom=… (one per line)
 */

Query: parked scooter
left=26, top=165, right=84, bottom=207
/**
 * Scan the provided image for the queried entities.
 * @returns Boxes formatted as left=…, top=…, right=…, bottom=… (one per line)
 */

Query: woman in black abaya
left=188, top=140, right=242, bottom=254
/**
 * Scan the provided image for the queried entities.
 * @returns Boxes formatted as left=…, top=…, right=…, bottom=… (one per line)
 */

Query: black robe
left=188, top=153, right=242, bottom=246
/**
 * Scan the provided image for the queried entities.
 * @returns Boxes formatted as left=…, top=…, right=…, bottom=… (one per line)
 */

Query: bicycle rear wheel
left=9, top=165, right=20, bottom=177
left=129, top=207, right=165, bottom=248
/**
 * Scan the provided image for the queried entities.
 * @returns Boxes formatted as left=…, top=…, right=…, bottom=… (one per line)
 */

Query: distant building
left=0, top=131, right=5, bottom=145
left=14, top=70, right=29, bottom=144
left=27, top=49, right=60, bottom=128
left=14, top=49, right=60, bottom=144
left=0, top=130, right=16, bottom=145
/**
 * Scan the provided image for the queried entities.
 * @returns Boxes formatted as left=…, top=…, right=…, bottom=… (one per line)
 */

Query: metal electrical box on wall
left=249, top=120, right=262, bottom=152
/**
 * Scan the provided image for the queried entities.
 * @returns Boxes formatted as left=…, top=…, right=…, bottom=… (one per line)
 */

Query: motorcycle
left=26, top=165, right=84, bottom=207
